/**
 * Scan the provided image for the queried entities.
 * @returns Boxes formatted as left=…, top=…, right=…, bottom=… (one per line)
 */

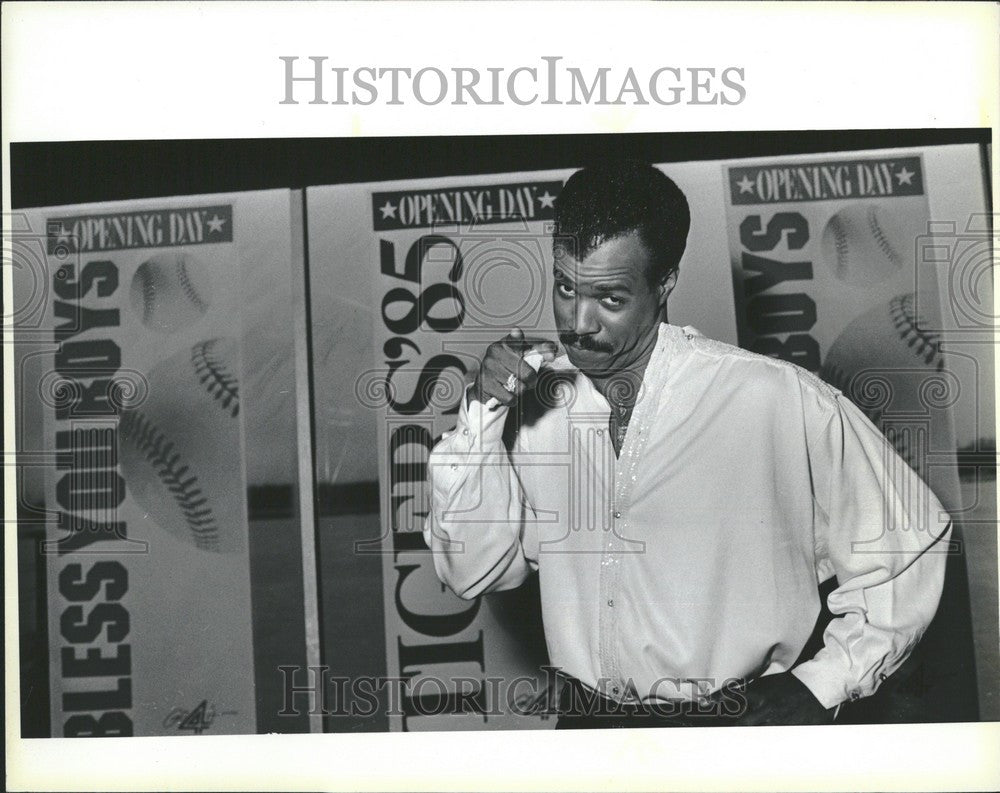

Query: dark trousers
left=555, top=675, right=741, bottom=730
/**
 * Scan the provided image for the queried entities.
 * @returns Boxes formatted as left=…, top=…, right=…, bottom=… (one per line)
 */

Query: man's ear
left=657, top=270, right=678, bottom=307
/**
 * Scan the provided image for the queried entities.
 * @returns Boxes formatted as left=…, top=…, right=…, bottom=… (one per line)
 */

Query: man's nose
left=573, top=299, right=600, bottom=336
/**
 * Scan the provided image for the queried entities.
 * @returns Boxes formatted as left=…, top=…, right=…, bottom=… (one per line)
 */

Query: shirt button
left=850, top=691, right=861, bottom=701
left=614, top=511, right=621, bottom=519
left=596, top=429, right=604, bottom=436
left=450, top=464, right=458, bottom=471
left=462, top=428, right=469, bottom=436
left=607, top=599, right=614, bottom=607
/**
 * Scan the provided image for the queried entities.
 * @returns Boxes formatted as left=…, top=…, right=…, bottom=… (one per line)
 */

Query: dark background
left=11, top=129, right=991, bottom=736
left=10, top=129, right=989, bottom=209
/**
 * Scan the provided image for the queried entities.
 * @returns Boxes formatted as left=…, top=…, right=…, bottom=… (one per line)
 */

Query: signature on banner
left=163, top=700, right=238, bottom=735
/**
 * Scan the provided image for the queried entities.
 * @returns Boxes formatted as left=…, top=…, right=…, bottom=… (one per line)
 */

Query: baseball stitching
left=891, top=293, right=944, bottom=370
left=176, top=257, right=209, bottom=314
left=866, top=206, right=901, bottom=266
left=191, top=340, right=239, bottom=417
left=119, top=409, right=220, bottom=551
left=828, top=215, right=849, bottom=276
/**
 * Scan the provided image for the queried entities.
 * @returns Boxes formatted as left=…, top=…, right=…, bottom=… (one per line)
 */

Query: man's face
left=552, top=230, right=672, bottom=376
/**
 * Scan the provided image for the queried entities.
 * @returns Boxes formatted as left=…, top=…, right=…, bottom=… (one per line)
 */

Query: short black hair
left=553, top=159, right=691, bottom=284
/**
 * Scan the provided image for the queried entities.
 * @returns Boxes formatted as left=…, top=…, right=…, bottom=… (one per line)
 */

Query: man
left=424, top=159, right=951, bottom=728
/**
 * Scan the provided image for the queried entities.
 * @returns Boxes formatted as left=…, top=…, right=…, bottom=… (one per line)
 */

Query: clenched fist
left=471, top=328, right=559, bottom=409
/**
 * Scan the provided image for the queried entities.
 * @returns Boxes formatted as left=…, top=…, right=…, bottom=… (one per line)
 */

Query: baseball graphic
left=118, top=338, right=245, bottom=553
left=820, top=293, right=951, bottom=474
left=130, top=252, right=214, bottom=333
left=821, top=203, right=923, bottom=288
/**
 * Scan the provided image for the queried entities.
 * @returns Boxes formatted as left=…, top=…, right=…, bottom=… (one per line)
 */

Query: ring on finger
left=503, top=373, right=518, bottom=393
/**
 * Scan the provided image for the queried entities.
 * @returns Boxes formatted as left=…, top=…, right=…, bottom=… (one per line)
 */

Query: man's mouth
left=568, top=344, right=606, bottom=355
left=560, top=333, right=613, bottom=354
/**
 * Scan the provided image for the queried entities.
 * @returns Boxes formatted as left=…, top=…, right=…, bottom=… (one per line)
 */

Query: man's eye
left=556, top=283, right=575, bottom=297
left=601, top=295, right=624, bottom=307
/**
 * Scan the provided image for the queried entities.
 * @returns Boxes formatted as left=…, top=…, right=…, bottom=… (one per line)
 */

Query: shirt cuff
left=790, top=659, right=854, bottom=711
left=428, top=385, right=512, bottom=501
left=453, top=383, right=509, bottom=449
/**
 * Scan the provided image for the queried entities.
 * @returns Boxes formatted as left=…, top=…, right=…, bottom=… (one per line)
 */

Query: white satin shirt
left=424, top=322, right=951, bottom=709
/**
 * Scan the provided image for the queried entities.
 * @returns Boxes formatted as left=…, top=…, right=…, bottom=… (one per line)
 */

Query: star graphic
left=206, top=214, right=227, bottom=234
left=537, top=190, right=556, bottom=209
left=736, top=175, right=755, bottom=195
left=895, top=167, right=915, bottom=186
left=53, top=224, right=71, bottom=245
left=379, top=200, right=397, bottom=220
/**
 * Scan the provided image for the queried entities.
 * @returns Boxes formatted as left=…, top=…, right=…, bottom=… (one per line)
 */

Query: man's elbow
left=434, top=566, right=488, bottom=601
left=426, top=546, right=485, bottom=601
left=450, top=581, right=483, bottom=602
left=432, top=548, right=525, bottom=602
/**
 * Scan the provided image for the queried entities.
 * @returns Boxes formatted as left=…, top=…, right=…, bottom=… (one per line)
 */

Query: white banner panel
left=307, top=162, right=735, bottom=730
left=722, top=143, right=995, bottom=719
left=723, top=149, right=960, bottom=508
left=21, top=190, right=304, bottom=736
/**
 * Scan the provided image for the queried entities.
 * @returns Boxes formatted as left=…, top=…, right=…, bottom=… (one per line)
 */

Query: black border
left=10, top=129, right=990, bottom=209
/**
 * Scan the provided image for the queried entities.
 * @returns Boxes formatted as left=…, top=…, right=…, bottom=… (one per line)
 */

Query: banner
left=23, top=145, right=985, bottom=737
left=723, top=145, right=996, bottom=718
left=308, top=177, right=564, bottom=731
left=19, top=190, right=313, bottom=736
left=723, top=150, right=961, bottom=512
left=307, top=163, right=735, bottom=731
left=369, top=176, right=563, bottom=731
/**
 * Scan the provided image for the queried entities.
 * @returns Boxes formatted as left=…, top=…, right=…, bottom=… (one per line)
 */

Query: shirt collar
left=550, top=322, right=695, bottom=415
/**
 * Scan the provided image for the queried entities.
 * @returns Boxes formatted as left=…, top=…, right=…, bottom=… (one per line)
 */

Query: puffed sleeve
left=423, top=386, right=538, bottom=600
left=791, top=383, right=952, bottom=710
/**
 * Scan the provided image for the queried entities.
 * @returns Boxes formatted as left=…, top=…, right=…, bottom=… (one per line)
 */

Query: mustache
left=559, top=332, right=613, bottom=353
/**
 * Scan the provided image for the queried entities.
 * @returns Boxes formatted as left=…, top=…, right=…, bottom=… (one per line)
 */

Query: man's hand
left=472, top=328, right=558, bottom=408
left=729, top=672, right=836, bottom=726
